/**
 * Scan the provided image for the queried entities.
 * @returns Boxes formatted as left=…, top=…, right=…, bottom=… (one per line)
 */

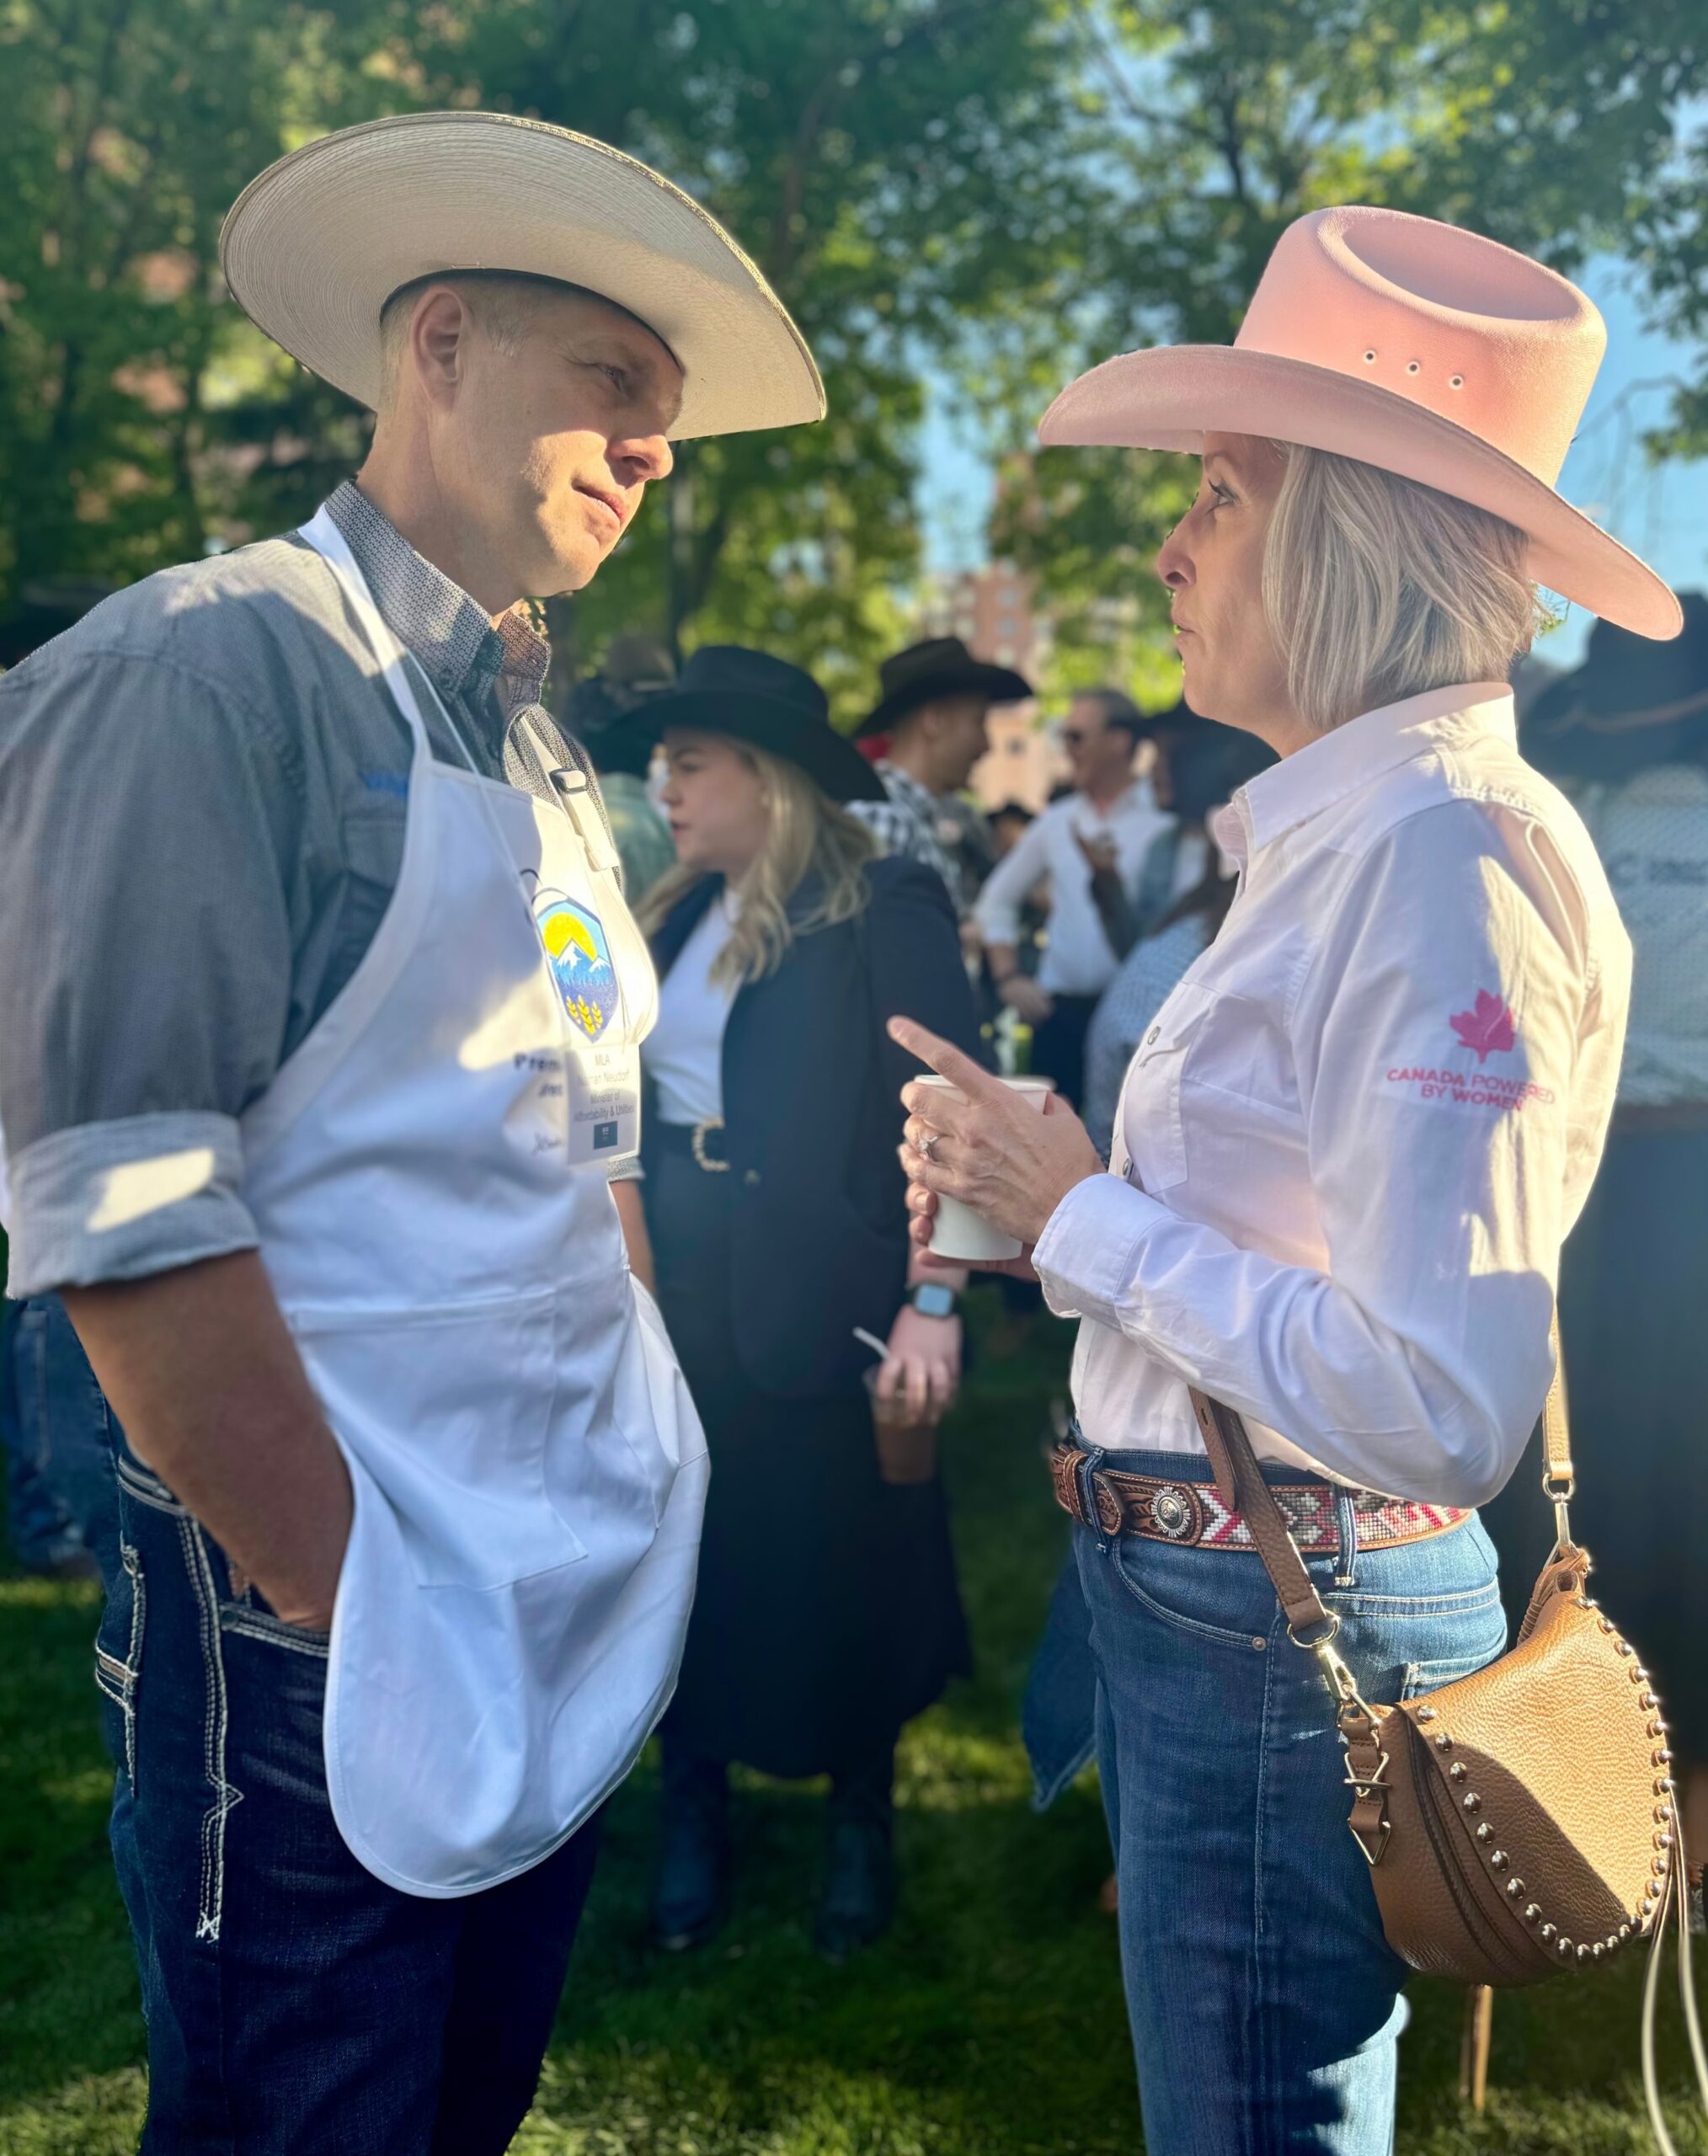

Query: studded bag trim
left=1048, top=1446, right=1468, bottom=1554
left=1184, top=1325, right=1682, bottom=1998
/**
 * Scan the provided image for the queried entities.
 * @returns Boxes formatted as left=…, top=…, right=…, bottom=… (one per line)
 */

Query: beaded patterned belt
left=1049, top=1444, right=1470, bottom=1554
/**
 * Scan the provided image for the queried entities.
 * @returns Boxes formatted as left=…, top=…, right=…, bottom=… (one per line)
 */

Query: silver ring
left=919, top=1131, right=940, bottom=1163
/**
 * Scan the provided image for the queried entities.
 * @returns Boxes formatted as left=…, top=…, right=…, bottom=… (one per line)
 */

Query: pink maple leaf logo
left=1449, top=989, right=1516, bottom=1063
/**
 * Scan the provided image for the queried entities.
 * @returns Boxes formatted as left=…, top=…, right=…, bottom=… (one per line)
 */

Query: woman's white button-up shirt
left=1031, top=682, right=1631, bottom=1508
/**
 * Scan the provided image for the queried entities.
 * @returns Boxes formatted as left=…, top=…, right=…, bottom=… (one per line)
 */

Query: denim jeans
left=1075, top=1445, right=1507, bottom=2155
left=103, top=1432, right=600, bottom=2154
left=2, top=1294, right=118, bottom=1578
left=1021, top=1550, right=1099, bottom=1809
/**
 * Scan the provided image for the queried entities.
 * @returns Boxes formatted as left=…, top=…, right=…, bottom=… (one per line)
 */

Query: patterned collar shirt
left=0, top=480, right=582, bottom=1296
left=1030, top=684, right=1631, bottom=1509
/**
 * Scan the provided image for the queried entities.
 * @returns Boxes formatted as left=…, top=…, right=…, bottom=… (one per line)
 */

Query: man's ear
left=411, top=286, right=472, bottom=410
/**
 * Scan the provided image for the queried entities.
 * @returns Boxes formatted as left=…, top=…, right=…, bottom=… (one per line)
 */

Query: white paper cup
left=915, top=1073, right=1054, bottom=1262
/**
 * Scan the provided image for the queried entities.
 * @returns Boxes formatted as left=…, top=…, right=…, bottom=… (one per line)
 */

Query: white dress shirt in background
left=1032, top=684, right=1631, bottom=1509
left=643, top=894, right=737, bottom=1126
left=1568, top=765, right=1708, bottom=1107
left=974, top=779, right=1171, bottom=995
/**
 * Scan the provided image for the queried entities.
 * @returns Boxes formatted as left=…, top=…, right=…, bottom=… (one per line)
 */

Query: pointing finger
left=887, top=1018, right=1004, bottom=1104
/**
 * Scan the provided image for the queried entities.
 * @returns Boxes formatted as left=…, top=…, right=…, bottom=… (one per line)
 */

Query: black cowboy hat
left=571, top=636, right=677, bottom=780
left=1523, top=591, right=1708, bottom=782
left=627, top=644, right=888, bottom=803
left=856, top=636, right=1032, bottom=739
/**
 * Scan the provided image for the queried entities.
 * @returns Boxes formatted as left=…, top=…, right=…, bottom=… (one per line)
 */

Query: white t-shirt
left=644, top=894, right=738, bottom=1126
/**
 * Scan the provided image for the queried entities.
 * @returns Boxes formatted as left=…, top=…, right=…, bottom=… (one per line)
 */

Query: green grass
left=1, top=1291, right=1701, bottom=2153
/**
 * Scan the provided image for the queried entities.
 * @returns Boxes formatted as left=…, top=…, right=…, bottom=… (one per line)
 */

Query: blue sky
left=919, top=259, right=1708, bottom=671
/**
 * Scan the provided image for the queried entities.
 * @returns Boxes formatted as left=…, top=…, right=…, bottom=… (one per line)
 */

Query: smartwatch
left=910, top=1281, right=958, bottom=1321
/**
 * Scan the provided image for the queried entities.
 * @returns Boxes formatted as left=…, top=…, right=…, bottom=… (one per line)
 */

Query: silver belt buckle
left=691, top=1118, right=730, bottom=1172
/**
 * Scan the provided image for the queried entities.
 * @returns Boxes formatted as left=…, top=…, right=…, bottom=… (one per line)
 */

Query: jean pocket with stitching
left=93, top=1538, right=147, bottom=1786
left=1109, top=1534, right=1280, bottom=1652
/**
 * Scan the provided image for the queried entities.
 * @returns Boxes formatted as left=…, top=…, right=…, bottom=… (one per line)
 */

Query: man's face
left=1062, top=697, right=1134, bottom=792
left=932, top=693, right=992, bottom=790
left=419, top=286, right=683, bottom=600
left=1148, top=727, right=1191, bottom=811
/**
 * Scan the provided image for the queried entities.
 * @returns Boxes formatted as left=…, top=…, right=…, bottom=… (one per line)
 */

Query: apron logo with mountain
left=536, top=894, right=619, bottom=1040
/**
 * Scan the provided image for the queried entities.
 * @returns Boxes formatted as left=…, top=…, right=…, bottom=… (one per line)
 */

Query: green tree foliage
left=0, top=0, right=328, bottom=591
left=987, top=0, right=1707, bottom=689
left=1637, top=120, right=1708, bottom=462
left=401, top=0, right=1082, bottom=702
left=0, top=0, right=1082, bottom=716
left=0, top=0, right=1700, bottom=709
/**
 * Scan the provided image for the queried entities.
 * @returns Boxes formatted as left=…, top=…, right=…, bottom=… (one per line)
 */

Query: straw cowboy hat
left=1038, top=205, right=1680, bottom=642
left=221, top=111, right=825, bottom=440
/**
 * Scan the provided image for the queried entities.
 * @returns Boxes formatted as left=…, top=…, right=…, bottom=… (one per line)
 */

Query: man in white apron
left=0, top=114, right=822, bottom=2153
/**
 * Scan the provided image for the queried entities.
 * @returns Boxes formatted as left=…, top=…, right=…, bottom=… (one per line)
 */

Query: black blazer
left=643, top=855, right=984, bottom=1399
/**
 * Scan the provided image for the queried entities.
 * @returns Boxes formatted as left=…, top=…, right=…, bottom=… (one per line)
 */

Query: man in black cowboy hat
left=849, top=636, right=1031, bottom=918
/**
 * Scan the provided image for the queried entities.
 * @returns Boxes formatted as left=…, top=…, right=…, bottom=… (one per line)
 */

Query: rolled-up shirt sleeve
left=0, top=650, right=303, bottom=1293
left=1033, top=801, right=1615, bottom=1507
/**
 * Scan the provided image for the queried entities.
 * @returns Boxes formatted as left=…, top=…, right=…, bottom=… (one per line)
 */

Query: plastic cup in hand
left=914, top=1073, right=1054, bottom=1262
left=862, top=1364, right=941, bottom=1486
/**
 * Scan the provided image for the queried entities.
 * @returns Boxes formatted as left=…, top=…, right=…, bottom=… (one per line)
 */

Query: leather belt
left=1049, top=1444, right=1470, bottom=1555
left=655, top=1118, right=729, bottom=1171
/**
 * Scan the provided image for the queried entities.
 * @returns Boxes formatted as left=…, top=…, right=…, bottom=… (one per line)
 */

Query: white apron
left=234, top=507, right=707, bottom=1897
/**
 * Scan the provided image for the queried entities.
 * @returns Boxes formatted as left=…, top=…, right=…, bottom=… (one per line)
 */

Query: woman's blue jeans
left=1074, top=1445, right=1506, bottom=2155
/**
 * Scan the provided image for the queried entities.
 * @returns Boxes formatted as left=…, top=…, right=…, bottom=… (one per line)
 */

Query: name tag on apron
left=533, top=765, right=654, bottom=1168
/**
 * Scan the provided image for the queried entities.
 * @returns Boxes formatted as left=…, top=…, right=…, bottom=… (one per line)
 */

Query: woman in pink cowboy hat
left=890, top=205, right=1679, bottom=2152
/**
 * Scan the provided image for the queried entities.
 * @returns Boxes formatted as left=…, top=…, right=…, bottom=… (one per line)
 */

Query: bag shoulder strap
left=1188, top=1323, right=1572, bottom=1641
left=1541, top=1314, right=1572, bottom=1486
left=1187, top=1387, right=1331, bottom=1636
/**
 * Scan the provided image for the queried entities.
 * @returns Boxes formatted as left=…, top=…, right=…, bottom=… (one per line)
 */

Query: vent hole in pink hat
left=1363, top=349, right=1377, bottom=364
left=1449, top=373, right=1465, bottom=388
left=1406, top=360, right=1421, bottom=375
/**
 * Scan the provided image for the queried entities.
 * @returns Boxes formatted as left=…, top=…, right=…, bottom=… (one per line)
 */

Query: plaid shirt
left=849, top=761, right=989, bottom=918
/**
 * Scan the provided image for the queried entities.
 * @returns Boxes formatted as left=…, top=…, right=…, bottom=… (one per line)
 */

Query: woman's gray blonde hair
left=1262, top=445, right=1542, bottom=735
left=638, top=743, right=877, bottom=986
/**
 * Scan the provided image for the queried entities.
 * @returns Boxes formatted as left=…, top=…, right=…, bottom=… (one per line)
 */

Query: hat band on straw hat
left=222, top=110, right=825, bottom=441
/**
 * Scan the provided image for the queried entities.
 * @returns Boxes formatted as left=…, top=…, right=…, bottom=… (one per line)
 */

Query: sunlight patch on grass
left=0, top=1575, right=99, bottom=1617
left=36, top=1767, right=120, bottom=1812
left=0, top=2068, right=146, bottom=2156
left=895, top=1722, right=1034, bottom=1812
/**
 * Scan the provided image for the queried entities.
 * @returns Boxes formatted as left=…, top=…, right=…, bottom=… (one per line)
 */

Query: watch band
left=910, top=1281, right=958, bottom=1320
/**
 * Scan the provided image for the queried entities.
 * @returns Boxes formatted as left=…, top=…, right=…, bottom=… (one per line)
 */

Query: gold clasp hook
left=1286, top=1611, right=1377, bottom=1721
left=1542, top=1467, right=1575, bottom=1556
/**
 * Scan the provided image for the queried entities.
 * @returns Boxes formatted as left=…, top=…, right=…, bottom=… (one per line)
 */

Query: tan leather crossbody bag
left=1187, top=1340, right=1707, bottom=2143
left=1188, top=1348, right=1666, bottom=1983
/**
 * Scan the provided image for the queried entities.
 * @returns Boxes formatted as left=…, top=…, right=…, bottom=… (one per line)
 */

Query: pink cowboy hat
left=1037, top=205, right=1681, bottom=641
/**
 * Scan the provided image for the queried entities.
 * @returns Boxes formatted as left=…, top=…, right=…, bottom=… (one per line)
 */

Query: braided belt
left=1049, top=1444, right=1470, bottom=1555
